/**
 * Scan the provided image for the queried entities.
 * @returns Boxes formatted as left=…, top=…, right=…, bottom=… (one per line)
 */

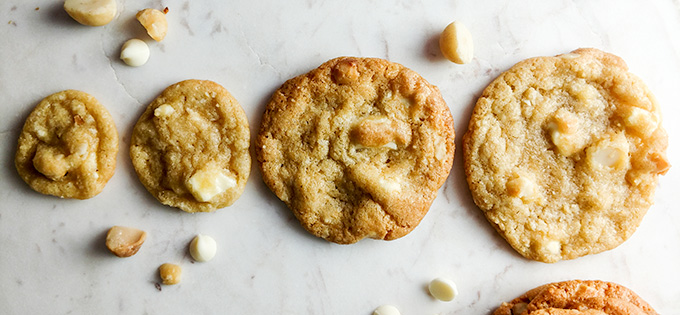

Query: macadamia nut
left=64, top=0, right=117, bottom=26
left=120, top=39, right=150, bottom=67
left=159, top=263, right=182, bottom=285
left=439, top=21, right=474, bottom=64
left=105, top=226, right=147, bottom=257
left=136, top=8, right=168, bottom=42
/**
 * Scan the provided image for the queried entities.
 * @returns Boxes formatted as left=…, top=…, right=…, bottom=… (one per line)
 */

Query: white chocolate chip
left=591, top=147, right=625, bottom=168
left=383, top=142, right=398, bottom=150
left=546, top=240, right=561, bottom=255
left=64, top=0, right=117, bottom=26
left=105, top=226, right=147, bottom=258
left=136, top=8, right=168, bottom=42
left=439, top=21, right=474, bottom=64
left=546, top=109, right=583, bottom=156
left=428, top=277, right=458, bottom=302
left=154, top=104, right=175, bottom=117
left=120, top=39, right=150, bottom=67
left=373, top=305, right=400, bottom=315
left=189, top=234, right=217, bottom=262
left=33, top=144, right=69, bottom=180
left=187, top=167, right=237, bottom=202
left=379, top=177, right=401, bottom=193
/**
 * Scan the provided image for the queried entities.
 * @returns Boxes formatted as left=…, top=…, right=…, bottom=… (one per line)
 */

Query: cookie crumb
left=163, top=7, right=169, bottom=14
left=154, top=282, right=162, bottom=291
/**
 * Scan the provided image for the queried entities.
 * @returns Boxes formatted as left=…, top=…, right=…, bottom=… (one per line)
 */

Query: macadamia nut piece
left=159, top=263, right=181, bottom=285
left=136, top=8, right=168, bottom=42
left=439, top=21, right=474, bottom=64
left=64, top=0, right=117, bottom=26
left=105, top=226, right=147, bottom=257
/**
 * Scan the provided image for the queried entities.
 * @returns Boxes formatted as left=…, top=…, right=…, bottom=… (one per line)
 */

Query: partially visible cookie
left=256, top=57, right=455, bottom=244
left=130, top=80, right=250, bottom=213
left=493, top=280, right=658, bottom=315
left=463, top=48, right=670, bottom=262
left=15, top=90, right=119, bottom=199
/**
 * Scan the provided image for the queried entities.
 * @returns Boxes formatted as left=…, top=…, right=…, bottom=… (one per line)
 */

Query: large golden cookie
left=493, top=280, right=658, bottom=315
left=15, top=90, right=118, bottom=199
left=256, top=57, right=455, bottom=244
left=463, top=48, right=670, bottom=262
left=130, top=80, right=250, bottom=213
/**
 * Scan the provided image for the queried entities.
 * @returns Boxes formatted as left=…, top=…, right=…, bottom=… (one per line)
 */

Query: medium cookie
left=493, top=280, right=658, bottom=315
left=256, top=57, right=455, bottom=244
left=15, top=90, right=119, bottom=199
left=130, top=80, right=250, bottom=213
left=463, top=48, right=670, bottom=262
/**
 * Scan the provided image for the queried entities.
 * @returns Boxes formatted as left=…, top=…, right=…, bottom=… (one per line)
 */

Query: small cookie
left=493, top=280, right=658, bottom=315
left=256, top=57, right=455, bottom=244
left=463, top=48, right=670, bottom=262
left=15, top=90, right=118, bottom=199
left=130, top=80, right=250, bottom=213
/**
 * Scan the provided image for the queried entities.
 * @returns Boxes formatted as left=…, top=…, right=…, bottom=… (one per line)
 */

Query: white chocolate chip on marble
left=439, top=21, right=474, bottom=64
left=64, top=0, right=117, bottom=26
left=428, top=277, right=458, bottom=302
left=120, top=39, right=150, bottom=67
left=189, top=234, right=217, bottom=262
left=159, top=263, right=181, bottom=285
left=105, top=226, right=147, bottom=258
left=136, top=8, right=168, bottom=42
left=373, top=305, right=400, bottom=315
left=186, top=166, right=237, bottom=202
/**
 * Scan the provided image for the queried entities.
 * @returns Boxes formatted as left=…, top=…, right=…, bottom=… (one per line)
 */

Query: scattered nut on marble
left=136, top=8, right=168, bottom=42
left=428, top=277, right=458, bottom=301
left=159, top=263, right=182, bottom=285
left=64, top=0, right=117, bottom=26
left=189, top=234, right=217, bottom=262
left=439, top=20, right=474, bottom=64
left=105, top=226, right=147, bottom=257
left=373, top=305, right=400, bottom=315
left=120, top=39, right=150, bottom=67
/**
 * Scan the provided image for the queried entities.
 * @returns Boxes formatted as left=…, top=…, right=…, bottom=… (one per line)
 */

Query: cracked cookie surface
left=256, top=57, right=455, bottom=244
left=130, top=80, right=250, bottom=213
left=493, top=280, right=658, bottom=315
left=463, top=48, right=670, bottom=262
left=15, top=90, right=119, bottom=199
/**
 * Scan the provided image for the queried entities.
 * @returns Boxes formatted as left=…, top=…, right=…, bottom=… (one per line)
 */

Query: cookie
left=256, top=57, right=455, bottom=244
left=15, top=90, right=119, bottom=199
left=493, top=280, right=658, bottom=315
left=463, top=48, right=670, bottom=262
left=130, top=80, right=250, bottom=213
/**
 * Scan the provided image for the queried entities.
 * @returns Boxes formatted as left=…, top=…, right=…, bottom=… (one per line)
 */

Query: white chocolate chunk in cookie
left=379, top=177, right=402, bottom=193
left=154, top=104, right=175, bottom=117
left=546, top=240, right=561, bottom=255
left=621, top=106, right=658, bottom=137
left=351, top=117, right=411, bottom=148
left=587, top=133, right=630, bottom=170
left=187, top=166, right=237, bottom=202
left=546, top=109, right=583, bottom=156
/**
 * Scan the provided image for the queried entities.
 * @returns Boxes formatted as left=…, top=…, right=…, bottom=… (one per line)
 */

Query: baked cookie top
left=15, top=90, right=119, bottom=199
left=463, top=48, right=670, bottom=262
left=130, top=80, right=250, bottom=213
left=493, top=280, right=658, bottom=315
left=256, top=57, right=455, bottom=244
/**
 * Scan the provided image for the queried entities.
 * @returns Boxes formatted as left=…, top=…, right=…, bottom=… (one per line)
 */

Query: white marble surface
left=1, top=0, right=679, bottom=314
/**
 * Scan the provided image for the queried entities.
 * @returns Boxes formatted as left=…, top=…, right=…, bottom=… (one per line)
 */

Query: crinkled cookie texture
left=493, top=280, right=658, bottom=315
left=15, top=90, right=118, bottom=199
left=256, top=57, right=455, bottom=244
left=130, top=80, right=250, bottom=213
left=463, top=48, right=670, bottom=263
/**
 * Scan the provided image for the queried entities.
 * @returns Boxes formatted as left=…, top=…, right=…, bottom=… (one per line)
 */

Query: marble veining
left=1, top=0, right=679, bottom=314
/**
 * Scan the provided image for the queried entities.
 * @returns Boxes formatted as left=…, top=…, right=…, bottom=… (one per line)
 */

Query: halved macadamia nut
left=136, top=8, right=168, bottom=42
left=64, top=0, right=117, bottom=26
left=105, top=226, right=147, bottom=257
